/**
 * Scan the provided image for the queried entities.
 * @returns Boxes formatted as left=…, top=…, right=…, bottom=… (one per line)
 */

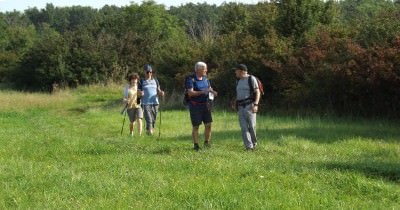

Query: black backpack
left=183, top=74, right=195, bottom=107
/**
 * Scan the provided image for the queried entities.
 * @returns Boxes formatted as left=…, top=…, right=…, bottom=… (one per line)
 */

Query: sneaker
left=253, top=142, right=257, bottom=148
left=193, top=143, right=200, bottom=151
left=204, top=141, right=211, bottom=148
left=245, top=147, right=254, bottom=151
left=130, top=132, right=134, bottom=137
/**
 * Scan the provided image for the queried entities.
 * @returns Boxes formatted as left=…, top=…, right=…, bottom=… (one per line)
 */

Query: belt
left=190, top=101, right=208, bottom=105
left=236, top=98, right=253, bottom=106
left=237, top=100, right=253, bottom=108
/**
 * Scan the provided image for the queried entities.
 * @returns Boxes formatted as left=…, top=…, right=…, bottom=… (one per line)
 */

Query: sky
left=0, top=0, right=262, bottom=12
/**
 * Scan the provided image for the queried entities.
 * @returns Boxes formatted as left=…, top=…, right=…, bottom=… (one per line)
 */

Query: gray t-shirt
left=236, top=75, right=259, bottom=101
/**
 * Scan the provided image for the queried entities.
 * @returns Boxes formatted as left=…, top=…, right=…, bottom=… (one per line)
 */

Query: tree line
left=1, top=0, right=399, bottom=117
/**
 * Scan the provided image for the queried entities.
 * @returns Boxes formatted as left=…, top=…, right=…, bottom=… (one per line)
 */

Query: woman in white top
left=123, top=73, right=144, bottom=136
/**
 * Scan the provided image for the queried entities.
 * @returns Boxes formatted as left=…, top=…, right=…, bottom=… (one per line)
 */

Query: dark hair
left=127, top=73, right=140, bottom=81
left=235, top=64, right=247, bottom=71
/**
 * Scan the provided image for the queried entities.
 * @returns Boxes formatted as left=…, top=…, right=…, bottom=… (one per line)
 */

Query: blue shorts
left=189, top=104, right=212, bottom=127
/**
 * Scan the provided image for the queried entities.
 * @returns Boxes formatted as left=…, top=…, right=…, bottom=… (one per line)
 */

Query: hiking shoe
left=204, top=141, right=211, bottom=148
left=194, top=144, right=200, bottom=151
left=246, top=147, right=255, bottom=151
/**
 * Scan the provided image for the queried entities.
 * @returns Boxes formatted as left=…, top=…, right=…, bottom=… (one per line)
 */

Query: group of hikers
left=123, top=62, right=261, bottom=151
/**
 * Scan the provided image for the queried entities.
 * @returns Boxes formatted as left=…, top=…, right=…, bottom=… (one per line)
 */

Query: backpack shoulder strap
left=154, top=77, right=160, bottom=88
left=138, top=79, right=143, bottom=90
left=184, top=74, right=195, bottom=90
left=248, top=75, right=254, bottom=93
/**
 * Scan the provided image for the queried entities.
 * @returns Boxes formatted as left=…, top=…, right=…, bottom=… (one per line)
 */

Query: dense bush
left=0, top=0, right=399, bottom=117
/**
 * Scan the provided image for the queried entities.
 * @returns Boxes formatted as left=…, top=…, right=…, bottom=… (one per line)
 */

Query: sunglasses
left=146, top=71, right=153, bottom=74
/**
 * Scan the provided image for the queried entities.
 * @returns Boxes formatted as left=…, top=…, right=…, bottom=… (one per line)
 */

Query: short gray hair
left=194, top=61, right=207, bottom=71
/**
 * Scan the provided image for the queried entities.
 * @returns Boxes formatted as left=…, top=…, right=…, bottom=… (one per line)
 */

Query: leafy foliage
left=0, top=0, right=399, bottom=117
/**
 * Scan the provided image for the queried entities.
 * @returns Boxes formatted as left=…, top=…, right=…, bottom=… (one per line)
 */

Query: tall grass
left=0, top=90, right=75, bottom=111
left=0, top=85, right=399, bottom=209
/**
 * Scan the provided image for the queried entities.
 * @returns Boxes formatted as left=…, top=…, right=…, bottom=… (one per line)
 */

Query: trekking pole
left=157, top=92, right=165, bottom=140
left=158, top=105, right=162, bottom=139
left=120, top=103, right=128, bottom=135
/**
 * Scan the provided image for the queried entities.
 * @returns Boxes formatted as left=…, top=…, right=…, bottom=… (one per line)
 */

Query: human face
left=145, top=70, right=153, bottom=78
left=130, top=78, right=138, bottom=85
left=235, top=69, right=241, bottom=78
left=197, top=66, right=207, bottom=76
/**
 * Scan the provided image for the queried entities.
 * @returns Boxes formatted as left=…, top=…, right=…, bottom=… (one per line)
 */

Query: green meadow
left=0, top=85, right=399, bottom=209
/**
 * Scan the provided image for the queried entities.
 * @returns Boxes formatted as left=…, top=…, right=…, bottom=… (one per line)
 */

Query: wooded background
left=1, top=0, right=399, bottom=117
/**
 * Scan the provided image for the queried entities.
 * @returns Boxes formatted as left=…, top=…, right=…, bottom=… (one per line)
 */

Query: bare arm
left=253, top=89, right=260, bottom=105
left=252, top=89, right=260, bottom=113
left=187, top=88, right=207, bottom=97
left=157, top=86, right=165, bottom=97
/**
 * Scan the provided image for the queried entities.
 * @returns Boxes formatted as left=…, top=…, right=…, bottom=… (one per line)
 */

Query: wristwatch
left=253, top=103, right=258, bottom=106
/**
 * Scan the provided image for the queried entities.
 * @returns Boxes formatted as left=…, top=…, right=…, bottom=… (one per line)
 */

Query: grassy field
left=0, top=85, right=399, bottom=209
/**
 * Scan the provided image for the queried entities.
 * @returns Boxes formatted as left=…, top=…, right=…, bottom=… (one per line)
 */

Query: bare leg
left=130, top=122, right=136, bottom=136
left=192, top=126, right=200, bottom=151
left=204, top=123, right=212, bottom=144
left=192, top=126, right=199, bottom=144
left=138, top=118, right=143, bottom=136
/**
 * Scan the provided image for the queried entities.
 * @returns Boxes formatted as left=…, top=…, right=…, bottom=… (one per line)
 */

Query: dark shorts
left=189, top=104, right=212, bottom=127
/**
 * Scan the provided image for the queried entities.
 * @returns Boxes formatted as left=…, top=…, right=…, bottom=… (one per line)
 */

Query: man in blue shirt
left=185, top=61, right=218, bottom=151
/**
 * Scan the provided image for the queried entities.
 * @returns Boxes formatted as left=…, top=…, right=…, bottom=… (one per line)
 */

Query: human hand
left=159, top=90, right=165, bottom=97
left=138, top=91, right=144, bottom=97
left=252, top=104, right=258, bottom=113
left=212, top=90, right=218, bottom=97
left=207, top=87, right=217, bottom=97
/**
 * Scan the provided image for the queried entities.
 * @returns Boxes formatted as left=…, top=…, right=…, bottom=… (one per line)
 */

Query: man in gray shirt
left=233, top=64, right=260, bottom=150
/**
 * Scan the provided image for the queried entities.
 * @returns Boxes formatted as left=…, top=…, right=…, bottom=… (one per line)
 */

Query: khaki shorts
left=127, top=107, right=143, bottom=123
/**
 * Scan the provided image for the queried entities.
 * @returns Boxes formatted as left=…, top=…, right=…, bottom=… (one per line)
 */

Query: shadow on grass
left=162, top=135, right=192, bottom=142
left=319, top=160, right=400, bottom=183
left=156, top=120, right=400, bottom=145
left=209, top=120, right=400, bottom=144
left=263, top=126, right=400, bottom=144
